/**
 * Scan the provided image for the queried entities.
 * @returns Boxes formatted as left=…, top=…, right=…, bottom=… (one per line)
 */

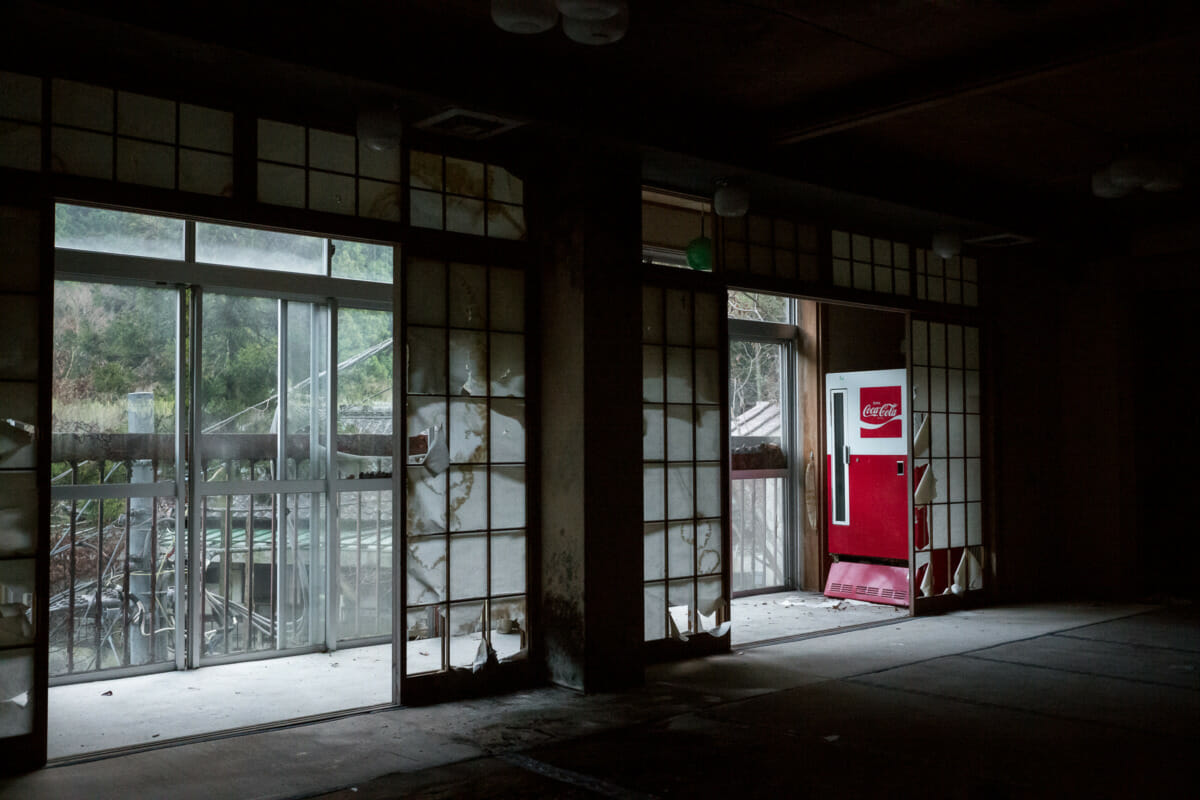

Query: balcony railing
left=730, top=470, right=788, bottom=593
left=49, top=432, right=393, bottom=680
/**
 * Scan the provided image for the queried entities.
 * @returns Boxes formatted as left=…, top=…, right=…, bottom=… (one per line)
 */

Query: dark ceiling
left=8, top=0, right=1200, bottom=246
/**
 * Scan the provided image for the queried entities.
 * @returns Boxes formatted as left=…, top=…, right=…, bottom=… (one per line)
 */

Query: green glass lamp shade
left=686, top=236, right=714, bottom=271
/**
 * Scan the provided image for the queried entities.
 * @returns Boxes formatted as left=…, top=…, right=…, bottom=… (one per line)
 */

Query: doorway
left=47, top=205, right=395, bottom=757
left=729, top=294, right=909, bottom=644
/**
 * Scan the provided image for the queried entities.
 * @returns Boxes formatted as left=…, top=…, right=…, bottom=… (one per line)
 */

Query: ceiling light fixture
left=494, top=0, right=627, bottom=45
left=1092, top=154, right=1185, bottom=198
left=713, top=178, right=749, bottom=218
left=557, top=0, right=621, bottom=20
left=562, top=2, right=628, bottom=44
left=356, top=107, right=404, bottom=151
left=491, top=0, right=559, bottom=35
left=931, top=230, right=962, bottom=260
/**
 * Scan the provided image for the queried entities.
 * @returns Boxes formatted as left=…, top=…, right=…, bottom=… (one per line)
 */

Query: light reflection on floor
left=731, top=589, right=908, bottom=645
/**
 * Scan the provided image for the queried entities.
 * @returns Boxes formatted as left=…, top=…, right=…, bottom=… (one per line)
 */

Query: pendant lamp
left=562, top=2, right=628, bottom=44
left=491, top=0, right=559, bottom=35
left=557, top=0, right=621, bottom=20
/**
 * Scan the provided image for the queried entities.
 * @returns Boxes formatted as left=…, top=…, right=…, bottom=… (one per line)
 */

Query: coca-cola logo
left=862, top=401, right=899, bottom=419
left=860, top=386, right=902, bottom=438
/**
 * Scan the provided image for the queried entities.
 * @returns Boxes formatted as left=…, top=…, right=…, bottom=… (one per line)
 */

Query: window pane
left=55, top=204, right=185, bottom=260
left=337, top=307, right=393, bottom=479
left=53, top=282, right=178, bottom=483
left=196, top=222, right=326, bottom=275
left=331, top=240, right=393, bottom=283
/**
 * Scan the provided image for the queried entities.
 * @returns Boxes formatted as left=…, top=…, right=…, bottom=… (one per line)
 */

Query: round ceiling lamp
left=1090, top=167, right=1129, bottom=199
left=562, top=2, right=628, bottom=44
left=931, top=230, right=962, bottom=260
left=1108, top=156, right=1157, bottom=191
left=1093, top=154, right=1185, bottom=198
left=491, top=0, right=559, bottom=35
left=356, top=108, right=404, bottom=152
left=557, top=0, right=621, bottom=20
left=713, top=179, right=749, bottom=217
left=1144, top=161, right=1185, bottom=192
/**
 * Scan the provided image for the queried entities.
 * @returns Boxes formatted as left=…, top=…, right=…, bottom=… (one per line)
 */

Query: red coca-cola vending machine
left=824, top=368, right=911, bottom=606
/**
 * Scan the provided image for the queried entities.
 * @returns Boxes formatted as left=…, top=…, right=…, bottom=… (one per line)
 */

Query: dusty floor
left=5, top=601, right=1196, bottom=799
left=731, top=589, right=908, bottom=644
left=47, top=644, right=392, bottom=759
left=42, top=589, right=891, bottom=758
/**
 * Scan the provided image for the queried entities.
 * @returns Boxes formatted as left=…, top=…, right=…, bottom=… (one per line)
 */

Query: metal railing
left=49, top=434, right=393, bottom=680
left=730, top=471, right=788, bottom=593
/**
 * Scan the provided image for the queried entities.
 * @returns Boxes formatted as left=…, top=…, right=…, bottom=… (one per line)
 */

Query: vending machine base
left=824, top=561, right=910, bottom=607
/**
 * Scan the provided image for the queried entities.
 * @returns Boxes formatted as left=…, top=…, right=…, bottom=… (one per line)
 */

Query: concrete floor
left=731, top=589, right=908, bottom=645
left=47, top=644, right=393, bottom=760
left=4, top=600, right=1197, bottom=799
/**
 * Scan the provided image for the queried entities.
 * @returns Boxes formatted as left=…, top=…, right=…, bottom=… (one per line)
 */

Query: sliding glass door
left=50, top=205, right=396, bottom=680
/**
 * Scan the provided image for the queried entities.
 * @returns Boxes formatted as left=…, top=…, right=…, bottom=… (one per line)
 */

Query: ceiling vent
left=413, top=108, right=525, bottom=140
left=964, top=232, right=1037, bottom=248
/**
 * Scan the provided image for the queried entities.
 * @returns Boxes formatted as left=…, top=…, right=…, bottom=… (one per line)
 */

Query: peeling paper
left=919, top=563, right=934, bottom=597
left=423, top=425, right=449, bottom=475
left=471, top=638, right=498, bottom=674
left=668, top=605, right=691, bottom=641
left=951, top=548, right=983, bottom=594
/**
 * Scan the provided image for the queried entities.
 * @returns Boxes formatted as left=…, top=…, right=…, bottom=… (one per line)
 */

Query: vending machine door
left=827, top=368, right=908, bottom=560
